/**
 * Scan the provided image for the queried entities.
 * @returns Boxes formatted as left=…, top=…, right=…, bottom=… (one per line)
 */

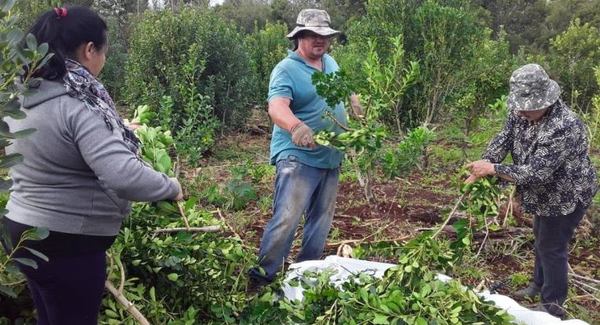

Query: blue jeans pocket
left=277, top=155, right=301, bottom=170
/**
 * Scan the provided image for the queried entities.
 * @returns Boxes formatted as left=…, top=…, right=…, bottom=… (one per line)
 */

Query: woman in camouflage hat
left=466, top=63, right=597, bottom=319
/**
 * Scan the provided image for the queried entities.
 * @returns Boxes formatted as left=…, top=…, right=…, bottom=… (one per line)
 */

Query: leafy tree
left=339, top=0, right=498, bottom=126
left=548, top=19, right=600, bottom=112
left=13, top=0, right=93, bottom=29
left=94, top=0, right=129, bottom=102
left=125, top=9, right=255, bottom=161
left=543, top=0, right=600, bottom=48
left=244, top=21, right=289, bottom=104
left=474, top=0, right=548, bottom=52
left=584, top=67, right=600, bottom=148
left=1, top=0, right=52, bottom=321
left=214, top=0, right=274, bottom=33
left=414, top=1, right=487, bottom=123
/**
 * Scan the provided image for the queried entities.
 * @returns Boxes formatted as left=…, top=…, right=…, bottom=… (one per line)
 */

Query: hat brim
left=287, top=26, right=340, bottom=39
left=508, top=79, right=561, bottom=111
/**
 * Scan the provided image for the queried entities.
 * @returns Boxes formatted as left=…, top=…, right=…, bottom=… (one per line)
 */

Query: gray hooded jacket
left=4, top=80, right=179, bottom=236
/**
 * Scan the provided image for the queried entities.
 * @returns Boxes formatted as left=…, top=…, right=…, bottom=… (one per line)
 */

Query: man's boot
left=514, top=282, right=541, bottom=299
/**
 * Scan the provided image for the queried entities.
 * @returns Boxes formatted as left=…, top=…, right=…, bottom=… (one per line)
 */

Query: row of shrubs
left=109, top=1, right=599, bottom=164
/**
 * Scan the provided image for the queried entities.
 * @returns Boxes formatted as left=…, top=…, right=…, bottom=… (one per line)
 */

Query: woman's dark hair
left=26, top=6, right=107, bottom=80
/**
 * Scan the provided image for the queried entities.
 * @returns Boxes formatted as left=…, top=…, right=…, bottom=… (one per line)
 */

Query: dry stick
left=568, top=263, right=600, bottom=286
left=432, top=193, right=465, bottom=239
left=570, top=277, right=600, bottom=293
left=325, top=111, right=351, bottom=131
left=105, top=280, right=150, bottom=325
left=215, top=208, right=243, bottom=241
left=475, top=218, right=491, bottom=258
left=502, top=188, right=515, bottom=228
left=570, top=273, right=600, bottom=285
left=327, top=224, right=388, bottom=248
left=117, top=255, right=126, bottom=294
left=177, top=202, right=191, bottom=229
left=172, top=154, right=189, bottom=229
left=153, top=225, right=221, bottom=234
left=326, top=234, right=412, bottom=248
left=570, top=281, right=600, bottom=304
left=104, top=252, right=150, bottom=324
left=475, top=279, right=486, bottom=292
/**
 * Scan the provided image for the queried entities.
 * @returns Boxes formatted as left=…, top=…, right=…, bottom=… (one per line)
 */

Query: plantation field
left=2, top=0, right=600, bottom=323
left=173, top=109, right=600, bottom=323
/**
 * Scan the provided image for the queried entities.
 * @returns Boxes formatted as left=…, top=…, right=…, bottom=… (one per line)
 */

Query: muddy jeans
left=533, top=204, right=586, bottom=316
left=249, top=155, right=340, bottom=282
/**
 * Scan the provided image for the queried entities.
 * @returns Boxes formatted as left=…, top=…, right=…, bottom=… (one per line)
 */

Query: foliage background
left=1, top=0, right=599, bottom=323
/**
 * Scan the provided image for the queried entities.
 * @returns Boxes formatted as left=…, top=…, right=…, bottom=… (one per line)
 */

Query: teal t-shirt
left=268, top=50, right=348, bottom=169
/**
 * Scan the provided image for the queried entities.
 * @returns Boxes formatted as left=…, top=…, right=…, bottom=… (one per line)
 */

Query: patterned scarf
left=63, top=59, right=140, bottom=153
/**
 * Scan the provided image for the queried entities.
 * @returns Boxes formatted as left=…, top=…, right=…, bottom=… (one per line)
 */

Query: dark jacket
left=483, top=100, right=598, bottom=217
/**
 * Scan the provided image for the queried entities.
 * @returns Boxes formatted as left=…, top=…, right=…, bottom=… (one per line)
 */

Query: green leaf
left=104, top=308, right=119, bottom=318
left=2, top=97, right=20, bottom=112
left=1, top=128, right=36, bottom=139
left=37, top=42, right=49, bottom=56
left=1, top=0, right=17, bottom=13
left=373, top=314, right=389, bottom=324
left=25, top=33, right=37, bottom=51
left=167, top=273, right=179, bottom=281
left=0, top=284, right=17, bottom=298
left=0, top=153, right=23, bottom=168
left=23, top=247, right=49, bottom=262
left=156, top=201, right=178, bottom=214
left=6, top=29, right=23, bottom=46
left=13, top=257, right=38, bottom=269
left=0, top=178, right=12, bottom=191
left=415, top=317, right=428, bottom=325
left=155, top=151, right=172, bottom=173
left=23, top=227, right=49, bottom=241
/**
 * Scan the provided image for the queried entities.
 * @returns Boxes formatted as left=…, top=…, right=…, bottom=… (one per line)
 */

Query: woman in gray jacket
left=2, top=6, right=183, bottom=324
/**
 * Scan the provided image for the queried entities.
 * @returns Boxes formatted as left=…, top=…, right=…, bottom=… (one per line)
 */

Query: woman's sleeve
left=69, top=106, right=180, bottom=202
left=482, top=112, right=517, bottom=163
left=493, top=123, right=576, bottom=186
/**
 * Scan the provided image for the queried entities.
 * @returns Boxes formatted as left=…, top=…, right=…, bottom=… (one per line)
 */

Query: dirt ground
left=196, top=127, right=600, bottom=321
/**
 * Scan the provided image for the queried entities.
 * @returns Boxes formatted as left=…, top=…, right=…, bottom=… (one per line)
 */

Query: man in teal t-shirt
left=248, top=9, right=361, bottom=291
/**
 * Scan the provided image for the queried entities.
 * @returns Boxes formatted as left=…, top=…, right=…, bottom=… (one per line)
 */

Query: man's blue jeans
left=249, top=155, right=340, bottom=282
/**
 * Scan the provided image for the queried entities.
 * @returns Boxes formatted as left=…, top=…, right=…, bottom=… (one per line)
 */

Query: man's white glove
left=290, top=122, right=315, bottom=148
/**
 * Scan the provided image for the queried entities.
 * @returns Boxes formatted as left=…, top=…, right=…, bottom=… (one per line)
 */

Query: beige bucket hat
left=286, top=9, right=340, bottom=39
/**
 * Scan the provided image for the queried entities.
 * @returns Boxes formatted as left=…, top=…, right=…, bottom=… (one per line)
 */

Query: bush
left=95, top=0, right=129, bottom=103
left=336, top=0, right=508, bottom=128
left=245, top=21, right=289, bottom=105
left=548, top=19, right=600, bottom=112
left=1, top=1, right=53, bottom=322
left=125, top=10, right=256, bottom=153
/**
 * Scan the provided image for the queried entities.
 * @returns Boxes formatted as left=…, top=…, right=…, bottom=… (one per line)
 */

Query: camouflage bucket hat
left=507, top=63, right=561, bottom=111
left=286, top=9, right=340, bottom=39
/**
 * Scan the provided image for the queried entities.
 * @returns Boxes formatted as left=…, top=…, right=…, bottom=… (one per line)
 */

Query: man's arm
left=268, top=97, right=315, bottom=148
left=268, top=97, right=301, bottom=132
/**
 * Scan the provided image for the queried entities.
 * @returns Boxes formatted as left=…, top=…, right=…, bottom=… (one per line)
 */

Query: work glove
left=290, top=122, right=315, bottom=148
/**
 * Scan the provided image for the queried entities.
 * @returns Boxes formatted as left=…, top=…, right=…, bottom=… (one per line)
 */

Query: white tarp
left=282, top=256, right=589, bottom=325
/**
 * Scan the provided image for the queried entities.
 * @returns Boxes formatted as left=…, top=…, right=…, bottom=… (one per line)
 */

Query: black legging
left=2, top=218, right=115, bottom=325
left=533, top=204, right=586, bottom=317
